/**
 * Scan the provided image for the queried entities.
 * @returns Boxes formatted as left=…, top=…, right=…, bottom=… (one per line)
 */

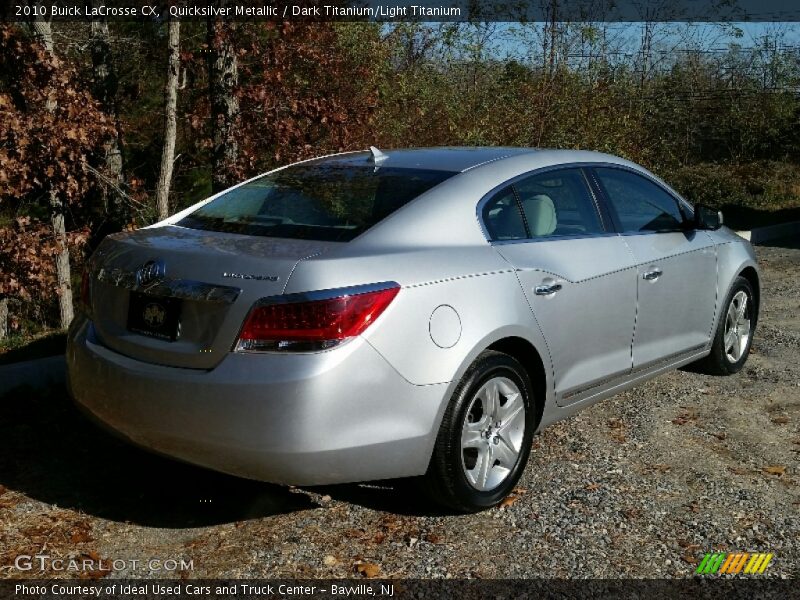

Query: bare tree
left=155, top=18, right=181, bottom=220
left=207, top=5, right=239, bottom=193
left=29, top=17, right=74, bottom=328
left=0, top=297, right=7, bottom=340
left=90, top=6, right=126, bottom=227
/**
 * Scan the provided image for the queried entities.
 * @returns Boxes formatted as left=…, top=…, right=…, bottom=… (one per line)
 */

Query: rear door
left=485, top=167, right=638, bottom=405
left=590, top=167, right=717, bottom=368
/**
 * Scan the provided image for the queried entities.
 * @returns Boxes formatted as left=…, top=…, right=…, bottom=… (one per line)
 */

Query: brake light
left=235, top=284, right=400, bottom=352
left=80, top=268, right=92, bottom=315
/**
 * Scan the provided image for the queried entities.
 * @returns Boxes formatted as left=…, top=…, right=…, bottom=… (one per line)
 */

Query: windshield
left=178, top=164, right=456, bottom=242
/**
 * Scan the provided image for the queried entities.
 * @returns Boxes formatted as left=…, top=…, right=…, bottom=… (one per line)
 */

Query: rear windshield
left=178, top=164, right=456, bottom=242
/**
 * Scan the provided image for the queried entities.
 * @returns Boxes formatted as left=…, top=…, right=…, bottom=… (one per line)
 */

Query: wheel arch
left=486, top=336, right=547, bottom=431
left=738, top=265, right=760, bottom=321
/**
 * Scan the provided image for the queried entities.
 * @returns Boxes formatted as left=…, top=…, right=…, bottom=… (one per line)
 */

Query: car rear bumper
left=66, top=316, right=447, bottom=485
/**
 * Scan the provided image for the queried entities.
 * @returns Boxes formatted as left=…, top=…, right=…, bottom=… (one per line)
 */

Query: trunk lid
left=88, top=225, right=339, bottom=369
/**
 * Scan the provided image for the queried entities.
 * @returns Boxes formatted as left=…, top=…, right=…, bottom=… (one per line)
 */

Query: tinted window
left=178, top=165, right=456, bottom=242
left=482, top=187, right=526, bottom=241
left=514, top=169, right=604, bottom=238
left=594, top=168, right=685, bottom=233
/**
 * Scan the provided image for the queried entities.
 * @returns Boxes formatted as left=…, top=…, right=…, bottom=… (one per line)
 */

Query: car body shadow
left=305, top=480, right=457, bottom=517
left=0, top=385, right=317, bottom=528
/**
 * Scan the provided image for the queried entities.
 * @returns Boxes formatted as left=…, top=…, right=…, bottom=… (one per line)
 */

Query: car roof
left=311, top=147, right=535, bottom=172
left=311, top=147, right=635, bottom=173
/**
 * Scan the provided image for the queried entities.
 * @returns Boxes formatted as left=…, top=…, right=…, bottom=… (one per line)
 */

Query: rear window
left=178, top=164, right=456, bottom=242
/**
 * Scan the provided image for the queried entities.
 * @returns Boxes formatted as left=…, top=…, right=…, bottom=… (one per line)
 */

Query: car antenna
left=368, top=146, right=388, bottom=163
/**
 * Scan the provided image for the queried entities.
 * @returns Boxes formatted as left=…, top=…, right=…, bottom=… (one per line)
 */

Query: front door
left=591, top=167, right=717, bottom=368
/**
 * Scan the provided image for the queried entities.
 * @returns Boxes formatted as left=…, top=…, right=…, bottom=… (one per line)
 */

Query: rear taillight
left=235, top=283, right=400, bottom=352
left=80, top=269, right=92, bottom=315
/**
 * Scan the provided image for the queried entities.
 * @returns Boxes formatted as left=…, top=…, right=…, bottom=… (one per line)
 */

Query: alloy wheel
left=460, top=376, right=526, bottom=491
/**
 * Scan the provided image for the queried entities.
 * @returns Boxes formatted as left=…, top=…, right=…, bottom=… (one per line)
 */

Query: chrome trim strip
left=560, top=343, right=708, bottom=401
left=95, top=267, right=241, bottom=304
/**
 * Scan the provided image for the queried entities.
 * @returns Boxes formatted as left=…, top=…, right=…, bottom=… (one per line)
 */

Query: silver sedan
left=67, top=147, right=760, bottom=511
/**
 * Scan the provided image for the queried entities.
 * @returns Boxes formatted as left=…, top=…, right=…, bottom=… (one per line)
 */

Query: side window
left=482, top=187, right=527, bottom=241
left=594, top=168, right=685, bottom=233
left=514, top=168, right=604, bottom=238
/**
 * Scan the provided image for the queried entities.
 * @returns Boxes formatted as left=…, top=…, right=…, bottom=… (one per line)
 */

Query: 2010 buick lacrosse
left=67, top=147, right=760, bottom=511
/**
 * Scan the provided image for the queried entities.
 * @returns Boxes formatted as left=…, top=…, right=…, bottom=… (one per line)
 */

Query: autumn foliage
left=189, top=22, right=380, bottom=180
left=0, top=25, right=112, bottom=317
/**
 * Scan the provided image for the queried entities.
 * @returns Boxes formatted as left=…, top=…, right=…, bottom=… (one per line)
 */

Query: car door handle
left=534, top=283, right=562, bottom=296
left=642, top=268, right=663, bottom=281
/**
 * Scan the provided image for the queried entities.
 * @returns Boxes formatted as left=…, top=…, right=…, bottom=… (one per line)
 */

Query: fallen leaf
left=499, top=495, right=520, bottom=508
left=70, top=529, right=93, bottom=544
left=585, top=482, right=601, bottom=491
left=424, top=533, right=444, bottom=544
left=355, top=562, right=381, bottom=578
left=762, top=465, right=786, bottom=476
left=771, top=416, right=790, bottom=424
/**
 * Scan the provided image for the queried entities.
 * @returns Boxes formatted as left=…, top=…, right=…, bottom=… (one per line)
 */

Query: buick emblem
left=136, top=259, right=166, bottom=286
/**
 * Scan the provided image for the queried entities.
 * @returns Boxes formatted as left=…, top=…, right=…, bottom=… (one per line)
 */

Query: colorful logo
left=696, top=552, right=773, bottom=575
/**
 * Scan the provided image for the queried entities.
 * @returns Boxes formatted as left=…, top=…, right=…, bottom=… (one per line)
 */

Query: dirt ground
left=0, top=239, right=797, bottom=580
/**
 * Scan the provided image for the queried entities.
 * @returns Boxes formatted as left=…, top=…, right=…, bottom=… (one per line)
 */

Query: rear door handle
left=534, top=283, right=562, bottom=296
left=642, top=268, right=663, bottom=281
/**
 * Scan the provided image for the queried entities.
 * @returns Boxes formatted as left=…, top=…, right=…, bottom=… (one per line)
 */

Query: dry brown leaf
left=424, top=533, right=444, bottom=544
left=355, top=562, right=381, bottom=578
left=762, top=465, right=786, bottom=476
left=499, top=495, right=520, bottom=508
left=585, top=482, right=601, bottom=491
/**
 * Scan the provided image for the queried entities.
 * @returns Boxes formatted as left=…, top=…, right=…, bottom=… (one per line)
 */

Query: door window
left=514, top=169, right=605, bottom=238
left=594, top=168, right=686, bottom=233
left=482, top=187, right=527, bottom=241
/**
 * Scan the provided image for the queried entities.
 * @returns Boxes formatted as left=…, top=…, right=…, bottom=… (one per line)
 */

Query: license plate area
left=127, top=292, right=181, bottom=341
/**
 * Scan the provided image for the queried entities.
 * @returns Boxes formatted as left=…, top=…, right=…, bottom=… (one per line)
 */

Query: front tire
left=424, top=350, right=536, bottom=512
left=696, top=276, right=757, bottom=375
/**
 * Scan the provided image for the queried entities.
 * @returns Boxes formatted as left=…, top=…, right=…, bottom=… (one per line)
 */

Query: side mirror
left=693, top=203, right=723, bottom=230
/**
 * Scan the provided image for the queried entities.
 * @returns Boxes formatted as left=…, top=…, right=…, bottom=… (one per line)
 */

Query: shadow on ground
left=307, top=479, right=455, bottom=518
left=755, top=235, right=800, bottom=250
left=0, top=385, right=317, bottom=528
left=720, top=205, right=800, bottom=232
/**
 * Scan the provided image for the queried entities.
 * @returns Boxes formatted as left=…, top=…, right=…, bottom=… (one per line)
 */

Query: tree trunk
left=29, top=19, right=54, bottom=53
left=50, top=189, right=74, bottom=328
left=207, top=8, right=239, bottom=193
left=31, top=17, right=74, bottom=329
left=90, top=12, right=127, bottom=229
left=155, top=18, right=181, bottom=220
left=0, top=298, right=8, bottom=340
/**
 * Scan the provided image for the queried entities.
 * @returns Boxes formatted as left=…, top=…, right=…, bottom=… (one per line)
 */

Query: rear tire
left=694, top=276, right=757, bottom=375
left=424, top=350, right=536, bottom=513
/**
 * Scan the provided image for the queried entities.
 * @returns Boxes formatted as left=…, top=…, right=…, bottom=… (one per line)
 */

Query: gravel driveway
left=1, top=240, right=797, bottom=580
